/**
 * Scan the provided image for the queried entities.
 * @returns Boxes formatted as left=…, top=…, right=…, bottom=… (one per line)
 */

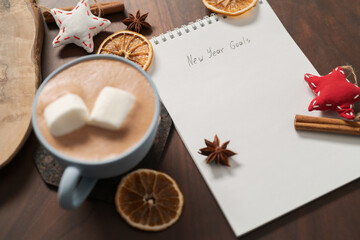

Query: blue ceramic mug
left=32, top=55, right=160, bottom=210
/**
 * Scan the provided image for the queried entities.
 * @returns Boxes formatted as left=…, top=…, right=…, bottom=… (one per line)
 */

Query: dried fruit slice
left=202, top=0, right=258, bottom=16
left=97, top=30, right=153, bottom=70
left=115, top=169, right=184, bottom=231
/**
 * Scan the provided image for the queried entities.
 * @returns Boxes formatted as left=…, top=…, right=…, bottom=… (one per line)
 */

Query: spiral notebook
left=148, top=0, right=360, bottom=237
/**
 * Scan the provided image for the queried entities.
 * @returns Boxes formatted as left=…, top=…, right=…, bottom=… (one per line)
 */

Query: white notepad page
left=148, top=0, right=360, bottom=237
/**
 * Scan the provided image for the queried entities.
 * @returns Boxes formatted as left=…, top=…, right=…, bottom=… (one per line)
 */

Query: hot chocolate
left=36, top=59, right=156, bottom=161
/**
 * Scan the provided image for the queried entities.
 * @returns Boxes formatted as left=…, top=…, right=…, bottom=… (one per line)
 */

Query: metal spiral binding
left=174, top=28, right=182, bottom=37
left=210, top=13, right=219, bottom=21
left=152, top=37, right=159, bottom=45
left=160, top=34, right=167, bottom=42
left=203, top=16, right=211, bottom=24
left=196, top=18, right=205, bottom=27
left=181, top=24, right=190, bottom=33
left=167, top=30, right=175, bottom=39
left=174, top=28, right=182, bottom=36
left=151, top=14, right=220, bottom=45
left=189, top=22, right=197, bottom=30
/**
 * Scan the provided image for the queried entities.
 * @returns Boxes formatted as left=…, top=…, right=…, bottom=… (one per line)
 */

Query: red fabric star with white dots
left=304, top=66, right=360, bottom=120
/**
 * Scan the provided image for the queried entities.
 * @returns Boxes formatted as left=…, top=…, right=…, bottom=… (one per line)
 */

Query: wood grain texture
left=0, top=0, right=359, bottom=239
left=0, top=0, right=43, bottom=168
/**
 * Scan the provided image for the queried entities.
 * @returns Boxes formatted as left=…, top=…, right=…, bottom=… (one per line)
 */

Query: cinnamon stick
left=43, top=1, right=124, bottom=23
left=294, top=114, right=360, bottom=136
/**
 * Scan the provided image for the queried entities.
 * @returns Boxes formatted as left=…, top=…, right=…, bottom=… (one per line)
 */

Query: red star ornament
left=304, top=66, right=360, bottom=120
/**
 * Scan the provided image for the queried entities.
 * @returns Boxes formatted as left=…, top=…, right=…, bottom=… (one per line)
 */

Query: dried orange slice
left=97, top=30, right=153, bottom=70
left=115, top=169, right=184, bottom=231
left=202, top=0, right=258, bottom=16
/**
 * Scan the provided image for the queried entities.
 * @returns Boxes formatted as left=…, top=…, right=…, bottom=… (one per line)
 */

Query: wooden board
left=0, top=0, right=43, bottom=168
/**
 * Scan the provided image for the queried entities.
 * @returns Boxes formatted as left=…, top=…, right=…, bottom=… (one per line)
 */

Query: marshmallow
left=44, top=93, right=89, bottom=137
left=88, top=86, right=135, bottom=130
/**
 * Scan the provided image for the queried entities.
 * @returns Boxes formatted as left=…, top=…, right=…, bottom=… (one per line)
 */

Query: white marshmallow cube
left=44, top=93, right=89, bottom=137
left=88, top=86, right=135, bottom=130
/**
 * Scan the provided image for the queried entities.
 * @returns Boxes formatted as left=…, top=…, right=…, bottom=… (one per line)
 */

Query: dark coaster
left=34, top=103, right=173, bottom=203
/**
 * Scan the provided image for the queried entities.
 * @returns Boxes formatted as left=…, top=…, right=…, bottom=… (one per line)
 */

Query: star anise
left=121, top=10, right=151, bottom=33
left=199, top=135, right=236, bottom=167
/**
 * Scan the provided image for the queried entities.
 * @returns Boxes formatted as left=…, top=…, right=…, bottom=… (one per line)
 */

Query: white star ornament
left=50, top=0, right=111, bottom=53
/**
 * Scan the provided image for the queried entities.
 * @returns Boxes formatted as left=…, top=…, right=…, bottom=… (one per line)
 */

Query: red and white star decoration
left=50, top=0, right=111, bottom=53
left=305, top=66, right=360, bottom=120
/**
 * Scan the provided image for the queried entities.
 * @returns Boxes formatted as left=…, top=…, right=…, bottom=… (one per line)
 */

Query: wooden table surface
left=1, top=0, right=360, bottom=239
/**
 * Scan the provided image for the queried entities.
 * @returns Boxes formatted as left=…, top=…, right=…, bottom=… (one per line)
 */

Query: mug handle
left=58, top=166, right=97, bottom=210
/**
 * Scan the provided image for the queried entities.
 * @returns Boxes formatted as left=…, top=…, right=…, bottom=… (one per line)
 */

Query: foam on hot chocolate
left=36, top=59, right=155, bottom=161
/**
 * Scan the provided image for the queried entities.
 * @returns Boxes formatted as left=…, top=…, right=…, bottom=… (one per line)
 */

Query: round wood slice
left=0, top=0, right=43, bottom=168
